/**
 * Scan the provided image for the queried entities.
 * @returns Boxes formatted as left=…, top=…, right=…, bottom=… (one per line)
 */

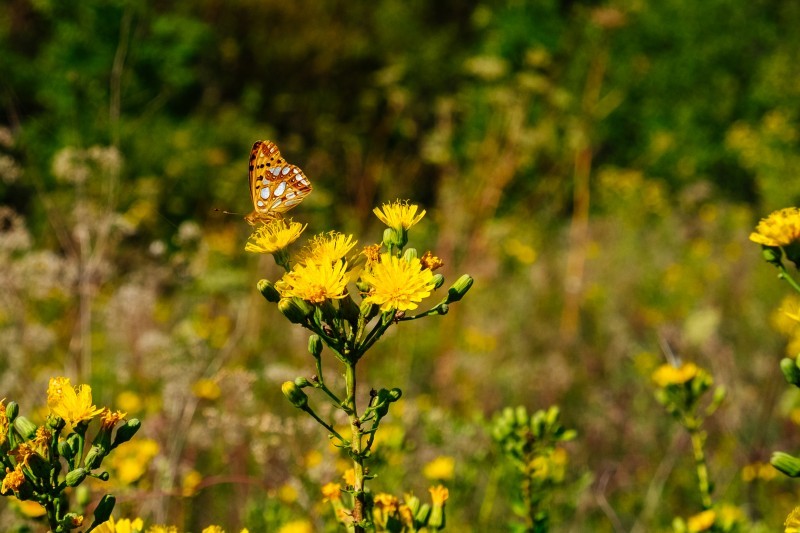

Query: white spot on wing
left=257, top=200, right=265, bottom=207
left=271, top=199, right=283, bottom=209
left=282, top=166, right=291, bottom=176
left=260, top=188, right=270, bottom=199
left=275, top=182, right=287, bottom=196
left=271, top=167, right=281, bottom=176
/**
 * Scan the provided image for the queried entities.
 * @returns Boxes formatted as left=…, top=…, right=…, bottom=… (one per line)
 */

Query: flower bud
left=112, top=419, right=141, bottom=447
left=97, top=470, right=110, bottom=481
left=437, top=303, right=449, bottom=315
left=92, top=494, right=116, bottom=525
left=781, top=358, right=800, bottom=386
left=772, top=451, right=800, bottom=477
left=279, top=298, right=312, bottom=324
left=13, top=416, right=38, bottom=440
left=84, top=445, right=105, bottom=470
left=308, top=334, right=323, bottom=357
left=404, top=493, right=420, bottom=516
left=360, top=300, right=376, bottom=319
left=432, top=274, right=445, bottom=290
left=66, top=468, right=88, bottom=487
left=58, top=440, right=74, bottom=460
left=257, top=279, right=281, bottom=302
left=61, top=513, right=84, bottom=529
left=6, top=402, right=18, bottom=421
left=383, top=227, right=406, bottom=249
left=67, top=433, right=81, bottom=457
left=282, top=381, right=308, bottom=409
left=762, top=246, right=783, bottom=265
left=446, top=275, right=473, bottom=303
left=294, top=377, right=310, bottom=388
left=415, top=503, right=431, bottom=524
left=47, top=415, right=66, bottom=431
left=403, top=248, right=418, bottom=262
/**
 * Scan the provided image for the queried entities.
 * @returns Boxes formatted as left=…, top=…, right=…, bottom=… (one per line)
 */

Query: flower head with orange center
left=100, top=408, right=127, bottom=430
left=321, top=482, right=342, bottom=502
left=651, top=362, right=700, bottom=388
left=277, top=260, right=350, bottom=304
left=373, top=200, right=426, bottom=231
left=299, top=232, right=357, bottom=265
left=750, top=207, right=800, bottom=247
left=245, top=218, right=307, bottom=254
left=429, top=485, right=449, bottom=506
left=420, top=251, right=444, bottom=271
left=361, top=253, right=436, bottom=312
left=1, top=464, right=25, bottom=494
left=47, top=377, right=104, bottom=430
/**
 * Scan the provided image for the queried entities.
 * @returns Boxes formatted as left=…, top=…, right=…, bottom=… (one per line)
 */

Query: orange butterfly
left=245, top=140, right=312, bottom=225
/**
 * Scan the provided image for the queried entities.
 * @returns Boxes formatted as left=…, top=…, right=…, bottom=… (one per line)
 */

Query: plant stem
left=779, top=265, right=800, bottom=294
left=345, top=361, right=366, bottom=532
left=688, top=424, right=712, bottom=509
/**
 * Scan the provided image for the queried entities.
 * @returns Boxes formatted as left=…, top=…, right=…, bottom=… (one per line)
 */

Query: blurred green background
left=2, top=0, right=800, bottom=530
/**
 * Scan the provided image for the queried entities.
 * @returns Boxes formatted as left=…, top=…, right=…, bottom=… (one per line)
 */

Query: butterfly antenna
left=213, top=208, right=243, bottom=216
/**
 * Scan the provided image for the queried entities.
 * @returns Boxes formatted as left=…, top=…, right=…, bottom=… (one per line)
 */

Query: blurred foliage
left=2, top=0, right=800, bottom=530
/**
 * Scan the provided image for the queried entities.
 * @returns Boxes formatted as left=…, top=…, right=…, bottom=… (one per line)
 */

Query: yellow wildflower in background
left=361, top=254, right=436, bottom=312
left=277, top=261, right=350, bottom=303
left=116, top=391, right=143, bottom=414
left=277, top=521, right=312, bottom=533
left=192, top=378, right=222, bottom=400
left=182, top=469, right=203, bottom=497
left=750, top=207, right=800, bottom=247
left=373, top=200, right=426, bottom=231
left=651, top=362, right=699, bottom=387
left=47, top=377, right=104, bottom=429
left=299, top=232, right=357, bottom=264
left=201, top=527, right=224, bottom=533
left=786, top=507, right=800, bottom=533
left=423, top=456, right=455, bottom=481
left=245, top=218, right=306, bottom=254
left=342, top=468, right=356, bottom=487
left=321, top=482, right=342, bottom=501
left=15, top=500, right=46, bottom=518
left=147, top=526, right=179, bottom=533
left=0, top=401, right=7, bottom=446
left=108, top=438, right=159, bottom=485
left=374, top=493, right=400, bottom=512
left=686, top=509, right=716, bottom=532
left=95, top=516, right=145, bottom=533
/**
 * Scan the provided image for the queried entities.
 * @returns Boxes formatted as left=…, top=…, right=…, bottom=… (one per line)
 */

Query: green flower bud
left=340, top=294, right=361, bottom=325
left=446, top=275, right=474, bottom=303
left=84, top=445, right=105, bottom=470
left=67, top=433, right=81, bottom=457
left=6, top=402, right=19, bottom=421
left=781, top=358, right=800, bottom=386
left=762, top=246, right=783, bottom=265
left=383, top=227, right=406, bottom=249
left=65, top=468, right=88, bottom=487
left=404, top=493, right=420, bottom=516
left=58, top=440, right=74, bottom=460
left=257, top=279, right=281, bottom=302
left=772, top=451, right=800, bottom=477
left=438, top=303, right=449, bottom=315
left=60, top=512, right=84, bottom=529
left=403, top=248, right=418, bottom=262
left=308, top=334, right=323, bottom=357
left=92, top=494, right=116, bottom=525
left=279, top=297, right=312, bottom=324
left=13, top=416, right=38, bottom=440
left=97, top=470, right=110, bottom=481
left=47, top=415, right=66, bottom=431
left=360, top=300, right=376, bottom=319
left=112, top=419, right=141, bottom=447
left=428, top=503, right=445, bottom=530
left=294, top=377, right=310, bottom=388
left=432, top=274, right=445, bottom=290
left=282, top=381, right=308, bottom=409
left=415, top=503, right=431, bottom=524
left=356, top=279, right=371, bottom=293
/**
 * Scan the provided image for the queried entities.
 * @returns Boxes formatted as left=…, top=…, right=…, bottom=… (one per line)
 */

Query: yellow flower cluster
left=651, top=362, right=699, bottom=388
left=47, top=377, right=104, bottom=430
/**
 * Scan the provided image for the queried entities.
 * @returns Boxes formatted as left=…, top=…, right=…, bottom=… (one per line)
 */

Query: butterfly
left=245, top=140, right=312, bottom=225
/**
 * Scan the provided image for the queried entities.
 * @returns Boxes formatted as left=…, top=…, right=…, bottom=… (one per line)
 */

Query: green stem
left=688, top=424, right=713, bottom=509
left=779, top=264, right=800, bottom=294
left=398, top=300, right=447, bottom=321
left=345, top=361, right=366, bottom=532
left=301, top=405, right=347, bottom=444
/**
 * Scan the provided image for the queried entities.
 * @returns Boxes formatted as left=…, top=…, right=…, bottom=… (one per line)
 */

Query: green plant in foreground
left=247, top=200, right=473, bottom=532
left=0, top=377, right=141, bottom=532
left=490, top=406, right=575, bottom=533
left=650, top=361, right=747, bottom=532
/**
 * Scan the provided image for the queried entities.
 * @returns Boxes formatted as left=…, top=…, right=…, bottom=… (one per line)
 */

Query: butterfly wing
left=246, top=140, right=312, bottom=225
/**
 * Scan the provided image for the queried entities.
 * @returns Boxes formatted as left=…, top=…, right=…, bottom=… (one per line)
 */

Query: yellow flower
left=100, top=409, right=127, bottom=430
left=322, top=482, right=342, bottom=501
left=786, top=506, right=800, bottom=533
left=116, top=391, right=143, bottom=414
left=374, top=493, right=400, bottom=512
left=362, top=244, right=382, bottom=266
left=33, top=426, right=52, bottom=449
left=750, top=207, right=800, bottom=247
left=182, top=469, right=203, bottom=497
left=245, top=218, right=306, bottom=254
left=342, top=468, right=356, bottom=487
left=429, top=485, right=449, bottom=506
left=687, top=509, right=716, bottom=532
left=1, top=464, right=25, bottom=494
left=373, top=200, right=426, bottom=230
left=277, top=482, right=298, bottom=504
left=108, top=438, right=160, bottom=485
left=96, top=517, right=146, bottom=533
left=47, top=377, right=104, bottom=430
left=16, top=500, right=46, bottom=518
left=201, top=527, right=224, bottom=533
left=192, top=379, right=221, bottom=401
left=651, top=362, right=699, bottom=387
left=420, top=251, right=444, bottom=271
left=423, top=456, right=455, bottom=481
left=277, top=261, right=350, bottom=303
left=146, top=526, right=178, bottom=533
left=299, top=232, right=357, bottom=265
left=277, top=520, right=313, bottom=533
left=361, top=254, right=436, bottom=312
